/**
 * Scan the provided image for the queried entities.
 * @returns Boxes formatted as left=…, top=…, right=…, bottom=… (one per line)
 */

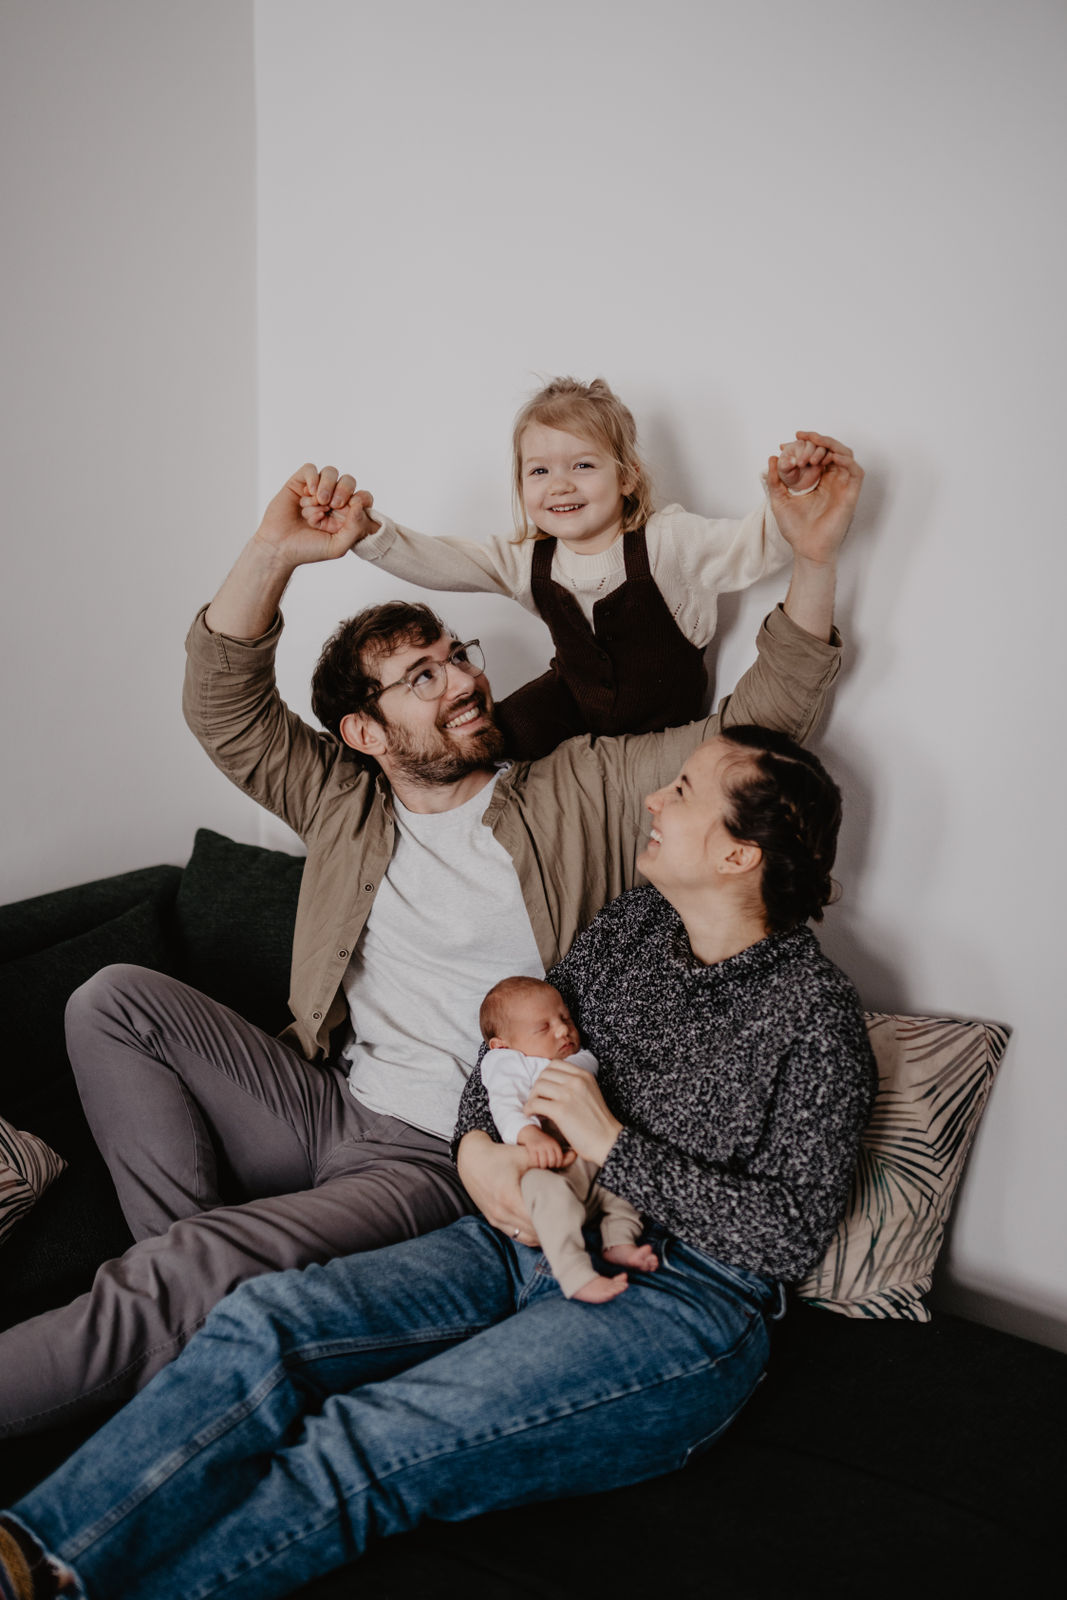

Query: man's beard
left=383, top=689, right=506, bottom=788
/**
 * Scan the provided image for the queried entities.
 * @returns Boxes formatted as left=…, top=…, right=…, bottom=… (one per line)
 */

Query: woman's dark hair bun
left=718, top=726, right=843, bottom=932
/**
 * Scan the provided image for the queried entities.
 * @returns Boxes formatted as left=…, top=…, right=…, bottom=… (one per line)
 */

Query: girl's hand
left=777, top=435, right=827, bottom=495
left=253, top=464, right=378, bottom=569
left=525, top=1064, right=623, bottom=1166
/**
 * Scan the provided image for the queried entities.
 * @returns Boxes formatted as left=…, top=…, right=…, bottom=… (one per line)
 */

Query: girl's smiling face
left=519, top=423, right=630, bottom=554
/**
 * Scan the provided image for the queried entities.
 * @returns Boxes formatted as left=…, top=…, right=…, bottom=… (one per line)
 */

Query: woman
left=0, top=725, right=876, bottom=1600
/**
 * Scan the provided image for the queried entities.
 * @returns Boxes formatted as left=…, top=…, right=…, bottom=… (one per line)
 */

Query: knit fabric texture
left=454, top=887, right=877, bottom=1282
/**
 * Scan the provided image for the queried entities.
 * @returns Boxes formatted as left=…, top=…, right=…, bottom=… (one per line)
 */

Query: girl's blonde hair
left=511, top=376, right=655, bottom=542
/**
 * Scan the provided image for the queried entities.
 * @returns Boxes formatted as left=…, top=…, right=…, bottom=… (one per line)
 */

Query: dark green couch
left=2, top=830, right=1065, bottom=1598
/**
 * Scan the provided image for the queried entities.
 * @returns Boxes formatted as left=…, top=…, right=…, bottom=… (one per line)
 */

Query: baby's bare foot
left=602, top=1242, right=658, bottom=1273
left=572, top=1272, right=629, bottom=1303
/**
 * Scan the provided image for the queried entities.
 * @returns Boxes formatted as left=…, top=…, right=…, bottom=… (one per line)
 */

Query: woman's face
left=638, top=738, right=750, bottom=895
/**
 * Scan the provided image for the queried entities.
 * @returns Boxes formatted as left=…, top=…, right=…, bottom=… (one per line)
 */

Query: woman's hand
left=455, top=1131, right=542, bottom=1246
left=524, top=1065, right=623, bottom=1167
left=767, top=433, right=864, bottom=568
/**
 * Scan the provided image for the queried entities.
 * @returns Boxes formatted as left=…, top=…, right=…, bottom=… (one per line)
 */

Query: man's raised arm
left=184, top=465, right=378, bottom=837
left=205, top=465, right=377, bottom=639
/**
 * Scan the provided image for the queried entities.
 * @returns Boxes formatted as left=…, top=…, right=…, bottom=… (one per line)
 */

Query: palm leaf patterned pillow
left=0, top=1114, right=67, bottom=1249
left=798, top=1013, right=1009, bottom=1320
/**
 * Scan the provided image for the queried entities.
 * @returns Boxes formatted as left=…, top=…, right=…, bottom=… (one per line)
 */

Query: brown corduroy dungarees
left=495, top=526, right=708, bottom=760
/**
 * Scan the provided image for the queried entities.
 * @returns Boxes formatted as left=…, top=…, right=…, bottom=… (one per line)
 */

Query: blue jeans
left=12, top=1216, right=781, bottom=1600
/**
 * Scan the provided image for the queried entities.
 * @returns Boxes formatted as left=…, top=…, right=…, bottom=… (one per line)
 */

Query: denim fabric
left=15, top=1217, right=780, bottom=1600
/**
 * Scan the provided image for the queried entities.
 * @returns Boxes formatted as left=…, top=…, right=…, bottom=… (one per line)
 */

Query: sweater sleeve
left=597, top=1003, right=876, bottom=1282
left=648, top=501, right=792, bottom=648
left=351, top=514, right=540, bottom=616
left=452, top=1042, right=501, bottom=1157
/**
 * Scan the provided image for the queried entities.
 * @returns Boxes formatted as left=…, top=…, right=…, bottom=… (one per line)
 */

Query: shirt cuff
left=184, top=605, right=284, bottom=670
left=764, top=600, right=842, bottom=655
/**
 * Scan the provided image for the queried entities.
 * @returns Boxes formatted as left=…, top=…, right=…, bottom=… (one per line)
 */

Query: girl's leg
left=494, top=670, right=587, bottom=760
left=19, top=1236, right=777, bottom=1600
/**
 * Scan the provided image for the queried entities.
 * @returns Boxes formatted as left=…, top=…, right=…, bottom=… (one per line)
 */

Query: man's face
left=369, top=632, right=504, bottom=786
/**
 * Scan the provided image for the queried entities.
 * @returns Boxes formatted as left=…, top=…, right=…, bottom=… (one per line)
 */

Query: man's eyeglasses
left=372, top=640, right=486, bottom=703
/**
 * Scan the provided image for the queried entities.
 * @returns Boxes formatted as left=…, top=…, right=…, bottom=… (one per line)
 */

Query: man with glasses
left=0, top=450, right=863, bottom=1438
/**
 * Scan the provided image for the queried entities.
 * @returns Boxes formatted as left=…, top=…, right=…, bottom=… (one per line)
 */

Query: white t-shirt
left=340, top=771, right=544, bottom=1139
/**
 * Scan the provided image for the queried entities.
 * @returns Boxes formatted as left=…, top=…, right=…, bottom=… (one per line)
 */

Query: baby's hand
left=777, top=434, right=828, bottom=495
left=517, top=1125, right=567, bottom=1169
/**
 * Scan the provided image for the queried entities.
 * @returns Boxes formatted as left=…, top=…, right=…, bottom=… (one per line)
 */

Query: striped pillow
left=0, top=1114, right=67, bottom=1249
left=797, top=1013, right=1009, bottom=1320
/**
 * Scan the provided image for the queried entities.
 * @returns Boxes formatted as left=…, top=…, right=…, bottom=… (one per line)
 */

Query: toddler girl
left=350, top=376, right=826, bottom=757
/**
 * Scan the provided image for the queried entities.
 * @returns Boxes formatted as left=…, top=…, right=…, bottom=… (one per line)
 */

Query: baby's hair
left=511, top=376, right=656, bottom=542
left=479, top=975, right=557, bottom=1042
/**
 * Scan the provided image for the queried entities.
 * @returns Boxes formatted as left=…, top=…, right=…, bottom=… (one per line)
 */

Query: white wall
left=255, top=0, right=1067, bottom=1349
left=0, top=0, right=259, bottom=904
left=3, top=1, right=1063, bottom=1352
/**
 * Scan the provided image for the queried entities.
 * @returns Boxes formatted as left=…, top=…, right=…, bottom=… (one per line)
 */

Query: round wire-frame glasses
left=374, top=639, right=486, bottom=703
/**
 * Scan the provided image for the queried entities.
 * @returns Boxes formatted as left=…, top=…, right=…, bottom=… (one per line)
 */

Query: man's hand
left=516, top=1124, right=567, bottom=1169
left=456, top=1132, right=541, bottom=1245
left=204, top=465, right=381, bottom=641
left=525, top=1063, right=623, bottom=1167
left=254, top=464, right=378, bottom=571
left=767, top=433, right=864, bottom=568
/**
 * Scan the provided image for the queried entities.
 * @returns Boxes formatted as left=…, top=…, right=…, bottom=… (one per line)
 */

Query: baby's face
left=494, top=986, right=580, bottom=1061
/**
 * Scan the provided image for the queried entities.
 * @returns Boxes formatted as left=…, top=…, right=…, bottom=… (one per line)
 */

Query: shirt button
left=337, top=949, right=349, bottom=961
left=312, top=1011, right=322, bottom=1021
left=363, top=882, right=374, bottom=892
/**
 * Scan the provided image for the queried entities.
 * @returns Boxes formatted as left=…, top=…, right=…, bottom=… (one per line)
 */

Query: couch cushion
left=0, top=864, right=182, bottom=964
left=0, top=897, right=175, bottom=1150
left=797, top=1012, right=1009, bottom=1320
left=172, top=829, right=305, bottom=1037
left=0, top=1115, right=66, bottom=1249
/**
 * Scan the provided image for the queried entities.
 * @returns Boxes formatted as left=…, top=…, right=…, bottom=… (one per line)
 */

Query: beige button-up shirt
left=183, top=604, right=840, bottom=1063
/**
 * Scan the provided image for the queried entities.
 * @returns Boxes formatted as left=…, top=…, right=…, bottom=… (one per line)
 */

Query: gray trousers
left=0, top=964, right=472, bottom=1438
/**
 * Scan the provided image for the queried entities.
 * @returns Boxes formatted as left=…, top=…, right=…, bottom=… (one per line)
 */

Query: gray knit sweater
left=453, top=886, right=876, bottom=1282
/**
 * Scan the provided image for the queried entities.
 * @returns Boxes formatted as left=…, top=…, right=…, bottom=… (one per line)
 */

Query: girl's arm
left=353, top=514, right=540, bottom=614
left=649, top=500, right=792, bottom=648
